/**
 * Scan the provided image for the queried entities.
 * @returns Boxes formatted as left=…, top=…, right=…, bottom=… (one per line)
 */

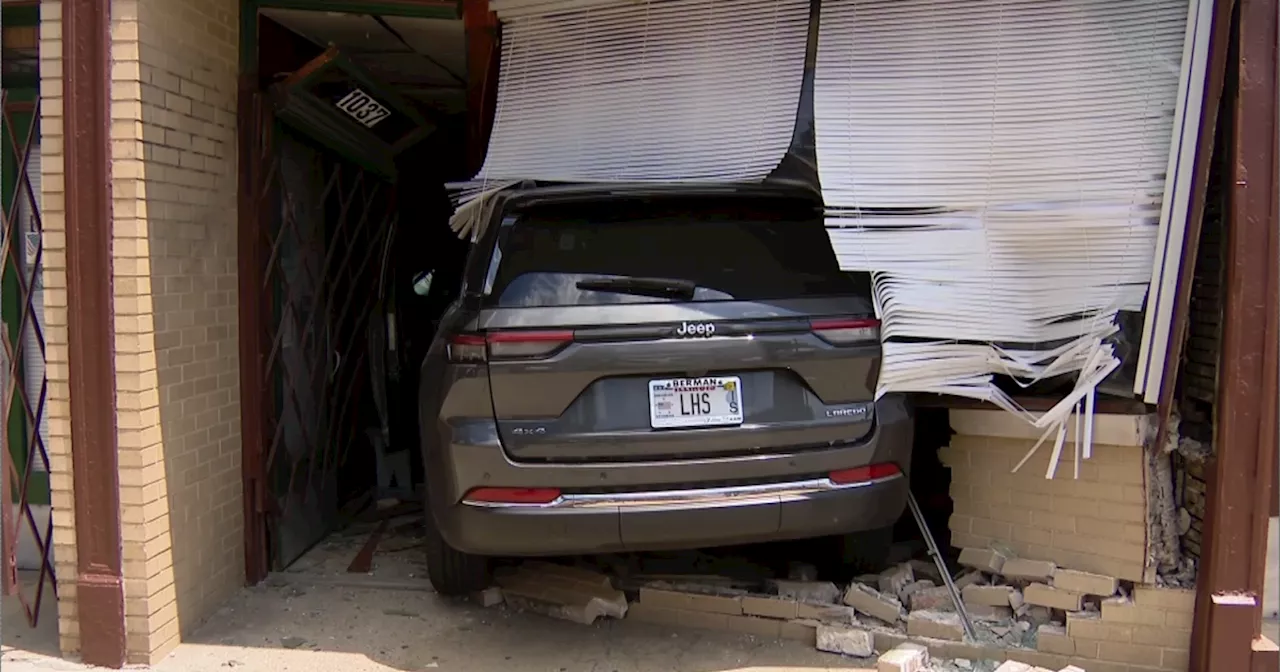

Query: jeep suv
left=418, top=185, right=913, bottom=594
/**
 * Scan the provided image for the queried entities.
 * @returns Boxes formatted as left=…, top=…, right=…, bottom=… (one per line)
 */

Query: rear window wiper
left=575, top=276, right=697, bottom=300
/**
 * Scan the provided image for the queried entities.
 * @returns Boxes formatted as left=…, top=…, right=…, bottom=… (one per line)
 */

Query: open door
left=246, top=47, right=426, bottom=570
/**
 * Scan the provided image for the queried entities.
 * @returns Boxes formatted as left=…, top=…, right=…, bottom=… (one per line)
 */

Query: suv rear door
left=473, top=193, right=882, bottom=462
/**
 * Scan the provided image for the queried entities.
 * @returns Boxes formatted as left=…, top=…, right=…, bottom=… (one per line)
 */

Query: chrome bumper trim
left=461, top=473, right=903, bottom=511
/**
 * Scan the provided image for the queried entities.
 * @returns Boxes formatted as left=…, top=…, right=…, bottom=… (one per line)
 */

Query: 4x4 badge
left=674, top=321, right=716, bottom=338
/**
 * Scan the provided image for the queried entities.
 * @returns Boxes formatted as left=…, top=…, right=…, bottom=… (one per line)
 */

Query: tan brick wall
left=37, top=0, right=80, bottom=657
left=39, top=0, right=240, bottom=660
left=113, top=0, right=242, bottom=663
left=943, top=410, right=1153, bottom=582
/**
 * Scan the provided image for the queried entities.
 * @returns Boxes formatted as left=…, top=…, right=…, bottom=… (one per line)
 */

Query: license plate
left=648, top=377, right=744, bottom=429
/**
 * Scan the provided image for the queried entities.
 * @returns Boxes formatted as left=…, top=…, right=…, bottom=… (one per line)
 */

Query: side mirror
left=413, top=270, right=435, bottom=297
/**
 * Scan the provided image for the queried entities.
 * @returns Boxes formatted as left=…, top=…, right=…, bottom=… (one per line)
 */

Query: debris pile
left=476, top=550, right=1194, bottom=672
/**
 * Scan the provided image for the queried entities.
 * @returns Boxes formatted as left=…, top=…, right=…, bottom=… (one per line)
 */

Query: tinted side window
left=485, top=198, right=869, bottom=308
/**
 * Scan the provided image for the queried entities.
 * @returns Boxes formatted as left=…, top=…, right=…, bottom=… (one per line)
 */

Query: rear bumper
left=439, top=473, right=907, bottom=556
left=423, top=395, right=913, bottom=557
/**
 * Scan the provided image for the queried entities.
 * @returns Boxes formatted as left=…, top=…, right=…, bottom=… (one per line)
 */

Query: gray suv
left=418, top=185, right=913, bottom=594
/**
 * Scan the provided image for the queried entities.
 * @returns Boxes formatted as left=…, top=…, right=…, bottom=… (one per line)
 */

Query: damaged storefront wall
left=471, top=539, right=1199, bottom=671
left=452, top=0, right=1213, bottom=474
left=440, top=1, right=1224, bottom=668
left=816, top=0, right=1211, bottom=464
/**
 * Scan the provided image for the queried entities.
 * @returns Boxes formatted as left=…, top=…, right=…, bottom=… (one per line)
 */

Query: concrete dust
left=3, top=533, right=873, bottom=672
left=5, top=579, right=873, bottom=671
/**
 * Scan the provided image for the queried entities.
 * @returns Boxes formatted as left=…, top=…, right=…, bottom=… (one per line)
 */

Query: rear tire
left=424, top=510, right=491, bottom=596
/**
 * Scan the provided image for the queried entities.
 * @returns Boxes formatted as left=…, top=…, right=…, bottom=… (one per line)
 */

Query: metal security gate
left=1, top=90, right=55, bottom=626
left=245, top=97, right=399, bottom=572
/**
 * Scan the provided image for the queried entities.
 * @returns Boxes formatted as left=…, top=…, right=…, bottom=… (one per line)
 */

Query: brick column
left=39, top=0, right=242, bottom=663
left=109, top=0, right=242, bottom=663
left=37, top=0, right=83, bottom=658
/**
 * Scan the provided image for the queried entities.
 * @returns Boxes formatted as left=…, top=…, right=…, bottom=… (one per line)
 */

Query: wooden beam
left=463, top=0, right=498, bottom=175
left=1191, top=0, right=1279, bottom=668
left=63, top=0, right=126, bottom=665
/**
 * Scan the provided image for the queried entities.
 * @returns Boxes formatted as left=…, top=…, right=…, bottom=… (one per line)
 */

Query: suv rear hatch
left=473, top=194, right=881, bottom=462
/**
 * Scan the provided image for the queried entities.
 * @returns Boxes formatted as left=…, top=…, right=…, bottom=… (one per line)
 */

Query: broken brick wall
left=942, top=410, right=1152, bottom=583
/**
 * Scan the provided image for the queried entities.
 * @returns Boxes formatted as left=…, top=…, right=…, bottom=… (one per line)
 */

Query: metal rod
left=906, top=491, right=977, bottom=641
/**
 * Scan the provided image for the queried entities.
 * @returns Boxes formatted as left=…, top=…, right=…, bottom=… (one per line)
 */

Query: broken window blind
left=1134, top=0, right=1215, bottom=404
left=449, top=0, right=812, bottom=239
left=815, top=0, right=1200, bottom=475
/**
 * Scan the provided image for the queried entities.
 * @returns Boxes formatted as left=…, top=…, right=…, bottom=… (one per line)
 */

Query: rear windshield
left=482, top=196, right=870, bottom=308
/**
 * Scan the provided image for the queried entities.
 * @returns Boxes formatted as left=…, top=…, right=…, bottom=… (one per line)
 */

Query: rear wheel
left=424, top=510, right=491, bottom=596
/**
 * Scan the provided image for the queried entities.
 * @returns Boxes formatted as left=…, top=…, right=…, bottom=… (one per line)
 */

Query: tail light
left=828, top=463, right=900, bottom=485
left=448, top=330, right=575, bottom=362
left=447, top=334, right=487, bottom=362
left=810, top=317, right=881, bottom=345
left=463, top=487, right=562, bottom=505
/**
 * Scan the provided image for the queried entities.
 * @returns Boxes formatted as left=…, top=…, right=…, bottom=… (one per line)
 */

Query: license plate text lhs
left=648, top=377, right=744, bottom=429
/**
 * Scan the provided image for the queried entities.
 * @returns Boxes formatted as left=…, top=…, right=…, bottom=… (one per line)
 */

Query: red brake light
left=486, top=330, right=574, bottom=359
left=810, top=317, right=881, bottom=345
left=447, top=331, right=575, bottom=362
left=463, top=487, right=562, bottom=505
left=828, top=463, right=900, bottom=485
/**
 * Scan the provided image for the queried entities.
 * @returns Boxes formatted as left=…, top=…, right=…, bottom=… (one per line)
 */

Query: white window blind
left=1134, top=0, right=1215, bottom=403
left=449, top=0, right=812, bottom=239
left=815, top=0, right=1202, bottom=474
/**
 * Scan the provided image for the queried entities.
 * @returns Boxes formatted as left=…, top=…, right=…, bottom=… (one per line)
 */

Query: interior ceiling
left=262, top=8, right=468, bottom=116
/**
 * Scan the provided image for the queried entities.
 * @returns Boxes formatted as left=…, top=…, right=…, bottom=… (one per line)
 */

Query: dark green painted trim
left=257, top=0, right=461, bottom=20
left=2, top=4, right=40, bottom=28
left=4, top=89, right=37, bottom=103
left=242, top=0, right=260, bottom=73
left=3, top=74, right=39, bottom=90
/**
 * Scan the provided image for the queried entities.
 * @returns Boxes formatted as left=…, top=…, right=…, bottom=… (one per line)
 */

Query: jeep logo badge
left=675, top=321, right=716, bottom=338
